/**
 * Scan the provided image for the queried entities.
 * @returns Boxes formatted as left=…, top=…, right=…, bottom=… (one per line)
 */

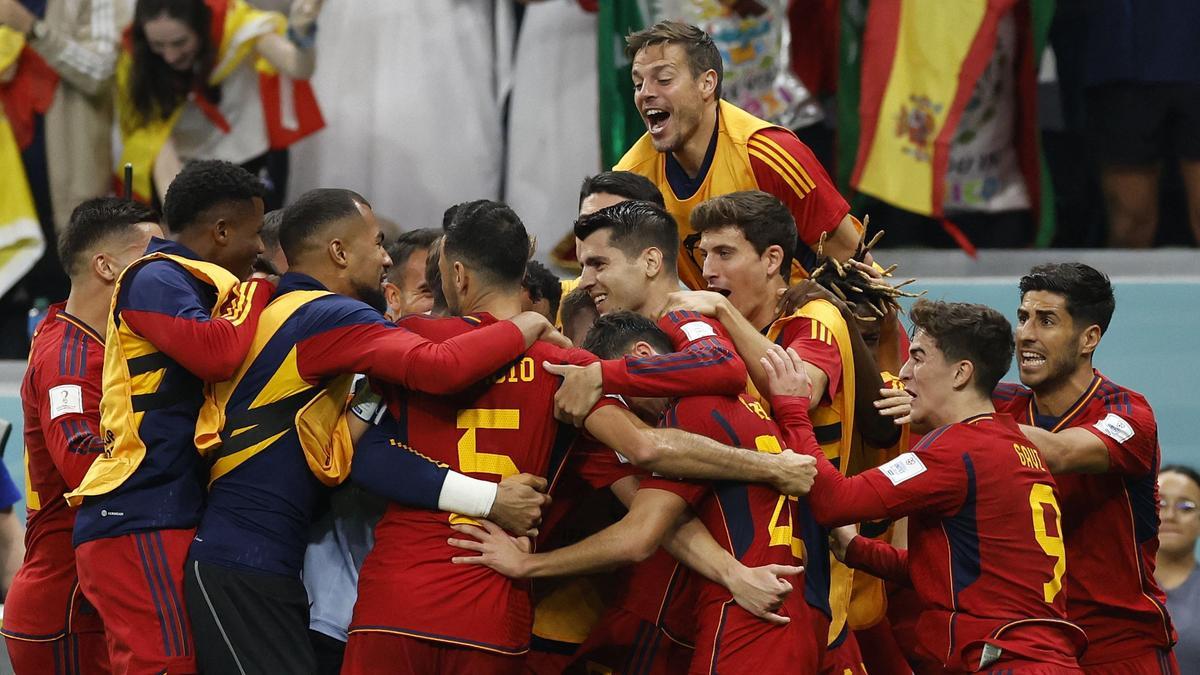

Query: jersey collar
left=1028, top=371, right=1103, bottom=432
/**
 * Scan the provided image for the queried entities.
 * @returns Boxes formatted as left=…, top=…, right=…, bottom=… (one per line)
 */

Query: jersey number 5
left=1029, top=482, right=1066, bottom=604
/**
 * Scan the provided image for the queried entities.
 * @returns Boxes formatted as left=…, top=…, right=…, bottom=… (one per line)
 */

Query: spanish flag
left=0, top=28, right=53, bottom=297
left=115, top=0, right=323, bottom=202
left=843, top=0, right=1055, bottom=250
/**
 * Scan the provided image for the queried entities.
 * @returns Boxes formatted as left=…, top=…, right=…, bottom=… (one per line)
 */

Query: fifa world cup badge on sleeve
left=880, top=452, right=927, bottom=486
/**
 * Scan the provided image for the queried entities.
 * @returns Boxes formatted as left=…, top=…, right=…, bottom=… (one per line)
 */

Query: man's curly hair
left=163, top=160, right=265, bottom=233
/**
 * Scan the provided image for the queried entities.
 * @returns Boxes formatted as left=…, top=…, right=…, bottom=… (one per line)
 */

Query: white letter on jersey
left=680, top=321, right=716, bottom=343
left=880, top=452, right=927, bottom=486
left=49, top=384, right=83, bottom=419
left=1093, top=413, right=1134, bottom=444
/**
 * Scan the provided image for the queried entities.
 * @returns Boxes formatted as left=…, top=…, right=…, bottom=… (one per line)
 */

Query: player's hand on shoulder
left=663, top=290, right=728, bottom=318
left=874, top=387, right=913, bottom=426
left=726, top=562, right=801, bottom=626
left=771, top=449, right=817, bottom=496
left=544, top=361, right=602, bottom=427
left=762, top=345, right=812, bottom=401
left=829, top=524, right=858, bottom=562
left=489, top=473, right=550, bottom=538
left=449, top=519, right=533, bottom=578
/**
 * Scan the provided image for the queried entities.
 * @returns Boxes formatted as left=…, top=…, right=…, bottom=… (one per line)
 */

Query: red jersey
left=350, top=313, right=599, bottom=656
left=773, top=314, right=844, bottom=403
left=643, top=393, right=820, bottom=672
left=4, top=305, right=105, bottom=641
left=777, top=397, right=1085, bottom=672
left=600, top=311, right=747, bottom=399
left=994, top=372, right=1175, bottom=665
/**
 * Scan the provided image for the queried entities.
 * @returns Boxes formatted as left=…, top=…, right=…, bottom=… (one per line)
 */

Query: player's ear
left=329, top=238, right=349, bottom=268
left=700, top=69, right=718, bottom=99
left=1078, top=324, right=1102, bottom=358
left=452, top=260, right=469, bottom=296
left=952, top=359, right=974, bottom=391
left=212, top=218, right=229, bottom=246
left=764, top=244, right=785, bottom=278
left=630, top=340, right=656, bottom=358
left=92, top=253, right=118, bottom=283
left=642, top=247, right=664, bottom=278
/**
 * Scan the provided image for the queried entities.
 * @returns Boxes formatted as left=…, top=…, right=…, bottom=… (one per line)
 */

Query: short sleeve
left=639, top=475, right=708, bottom=508
left=781, top=317, right=843, bottom=400
left=571, top=436, right=642, bottom=491
left=748, top=127, right=850, bottom=247
left=1085, top=391, right=1158, bottom=476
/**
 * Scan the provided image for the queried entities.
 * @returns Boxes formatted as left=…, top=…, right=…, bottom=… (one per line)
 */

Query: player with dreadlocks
left=665, top=189, right=921, bottom=674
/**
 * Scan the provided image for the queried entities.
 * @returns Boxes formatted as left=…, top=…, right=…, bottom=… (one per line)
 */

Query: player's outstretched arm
left=1018, top=425, right=1110, bottom=474
left=838, top=529, right=911, bottom=587
left=662, top=516, right=800, bottom=626
left=582, top=404, right=816, bottom=496
left=448, top=487, right=687, bottom=578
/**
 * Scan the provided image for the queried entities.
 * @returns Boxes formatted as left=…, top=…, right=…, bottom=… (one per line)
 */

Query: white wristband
left=438, top=471, right=498, bottom=518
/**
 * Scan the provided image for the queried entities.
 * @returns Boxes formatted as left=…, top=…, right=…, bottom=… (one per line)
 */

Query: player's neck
left=64, top=279, right=110, bottom=337
left=673, top=102, right=719, bottom=178
left=1032, top=361, right=1096, bottom=417
left=747, top=278, right=788, bottom=331
left=172, top=231, right=214, bottom=262
left=941, top=392, right=995, bottom=427
left=1155, top=547, right=1197, bottom=590
left=462, top=289, right=524, bottom=321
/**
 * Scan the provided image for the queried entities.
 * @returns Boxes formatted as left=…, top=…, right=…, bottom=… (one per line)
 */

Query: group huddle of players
left=5, top=19, right=1181, bottom=675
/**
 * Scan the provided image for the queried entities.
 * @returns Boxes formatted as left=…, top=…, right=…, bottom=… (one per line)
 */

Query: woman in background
left=1156, top=464, right=1200, bottom=670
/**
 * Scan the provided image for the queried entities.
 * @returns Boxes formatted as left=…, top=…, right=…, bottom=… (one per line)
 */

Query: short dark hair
left=261, top=209, right=284, bottom=254
left=1019, top=263, right=1116, bottom=335
left=386, top=228, right=440, bottom=283
left=1161, top=465, right=1200, bottom=493
left=581, top=311, right=673, bottom=359
left=578, top=171, right=665, bottom=210
left=909, top=298, right=1014, bottom=396
left=58, top=197, right=157, bottom=277
left=560, top=286, right=598, bottom=329
left=163, top=160, right=265, bottom=233
left=626, top=21, right=723, bottom=98
left=424, top=235, right=448, bottom=315
left=691, top=191, right=796, bottom=280
left=574, top=201, right=678, bottom=273
left=442, top=200, right=531, bottom=285
left=279, top=188, right=370, bottom=263
left=522, top=260, right=562, bottom=318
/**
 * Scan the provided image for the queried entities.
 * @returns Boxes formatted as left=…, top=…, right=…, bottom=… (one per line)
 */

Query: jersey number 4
left=1029, top=482, right=1066, bottom=604
left=757, top=434, right=806, bottom=559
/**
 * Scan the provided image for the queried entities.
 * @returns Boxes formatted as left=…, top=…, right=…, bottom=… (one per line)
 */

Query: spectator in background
left=290, top=1, right=514, bottom=234
left=117, top=0, right=324, bottom=208
left=0, top=0, right=127, bottom=233
left=1084, top=3, right=1200, bottom=247
left=520, top=260, right=560, bottom=323
left=1156, top=465, right=1200, bottom=669
left=382, top=228, right=439, bottom=321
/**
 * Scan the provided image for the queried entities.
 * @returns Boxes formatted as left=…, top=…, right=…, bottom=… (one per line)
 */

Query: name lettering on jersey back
left=740, top=396, right=771, bottom=422
left=1012, top=443, right=1046, bottom=472
left=495, top=357, right=537, bottom=384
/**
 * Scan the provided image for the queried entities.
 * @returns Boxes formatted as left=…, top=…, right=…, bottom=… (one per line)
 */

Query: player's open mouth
left=592, top=293, right=608, bottom=309
left=706, top=286, right=732, bottom=298
left=1020, top=351, right=1046, bottom=368
left=645, top=108, right=670, bottom=134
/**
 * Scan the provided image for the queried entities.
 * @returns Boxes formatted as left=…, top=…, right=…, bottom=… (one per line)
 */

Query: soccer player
left=345, top=201, right=817, bottom=674
left=4, top=198, right=161, bottom=674
left=521, top=260, right=561, bottom=322
left=616, top=21, right=862, bottom=289
left=451, top=311, right=823, bottom=674
left=994, top=263, right=1178, bottom=673
left=257, top=208, right=288, bottom=275
left=64, top=160, right=275, bottom=675
left=382, top=227, right=440, bottom=320
left=182, top=188, right=564, bottom=674
left=664, top=190, right=911, bottom=672
left=769, top=300, right=1086, bottom=672
left=557, top=286, right=599, bottom=345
